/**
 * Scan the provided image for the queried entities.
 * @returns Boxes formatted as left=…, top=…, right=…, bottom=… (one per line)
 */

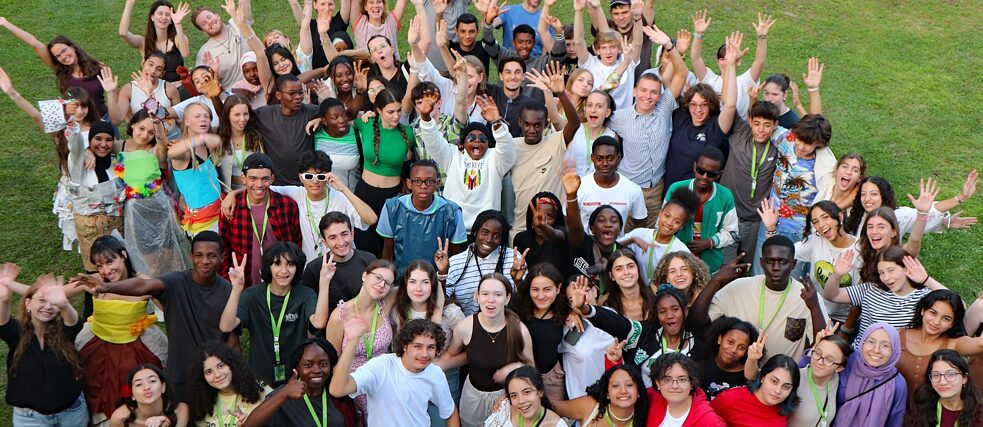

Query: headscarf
left=833, top=322, right=902, bottom=427
left=88, top=121, right=116, bottom=183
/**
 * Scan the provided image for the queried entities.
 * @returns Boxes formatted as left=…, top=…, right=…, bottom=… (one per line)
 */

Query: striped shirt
left=847, top=282, right=930, bottom=347
left=444, top=246, right=516, bottom=316
left=608, top=86, right=678, bottom=187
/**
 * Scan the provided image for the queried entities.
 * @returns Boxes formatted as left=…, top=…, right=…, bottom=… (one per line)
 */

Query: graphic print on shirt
left=813, top=260, right=853, bottom=289
left=463, top=159, right=483, bottom=190
left=773, top=138, right=818, bottom=218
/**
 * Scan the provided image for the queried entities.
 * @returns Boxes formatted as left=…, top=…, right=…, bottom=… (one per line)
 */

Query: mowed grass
left=0, top=0, right=980, bottom=419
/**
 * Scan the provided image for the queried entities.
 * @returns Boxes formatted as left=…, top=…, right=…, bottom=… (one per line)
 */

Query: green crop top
left=354, top=116, right=416, bottom=177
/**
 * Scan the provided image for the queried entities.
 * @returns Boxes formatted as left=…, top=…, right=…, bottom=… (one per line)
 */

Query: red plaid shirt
left=220, top=190, right=302, bottom=284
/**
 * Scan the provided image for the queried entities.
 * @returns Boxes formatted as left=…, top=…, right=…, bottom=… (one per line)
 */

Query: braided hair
left=449, top=210, right=511, bottom=290
left=370, top=89, right=412, bottom=166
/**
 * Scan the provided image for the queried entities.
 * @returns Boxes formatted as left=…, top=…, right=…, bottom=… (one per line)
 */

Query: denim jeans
left=12, top=393, right=88, bottom=427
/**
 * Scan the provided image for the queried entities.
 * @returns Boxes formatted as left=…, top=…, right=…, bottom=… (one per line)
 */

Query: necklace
left=605, top=407, right=634, bottom=424
left=483, top=318, right=505, bottom=343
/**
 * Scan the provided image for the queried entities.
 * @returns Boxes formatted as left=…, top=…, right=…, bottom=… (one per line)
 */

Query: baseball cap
left=610, top=0, right=630, bottom=7
left=242, top=153, right=276, bottom=174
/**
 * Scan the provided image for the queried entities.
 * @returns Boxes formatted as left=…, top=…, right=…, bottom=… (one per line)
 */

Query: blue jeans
left=12, top=393, right=88, bottom=427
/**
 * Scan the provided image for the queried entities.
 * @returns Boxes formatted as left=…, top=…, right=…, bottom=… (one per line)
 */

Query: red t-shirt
left=709, top=386, right=786, bottom=427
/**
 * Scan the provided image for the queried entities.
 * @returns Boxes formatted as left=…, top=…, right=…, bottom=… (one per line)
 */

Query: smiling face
left=633, top=78, right=662, bottom=114
left=151, top=4, right=174, bottom=29
left=277, top=80, right=305, bottom=112
left=202, top=356, right=233, bottom=392
left=861, top=328, right=893, bottom=367
left=69, top=101, right=90, bottom=122
left=809, top=206, right=841, bottom=241
left=656, top=295, right=684, bottom=336
left=405, top=269, right=433, bottom=304
left=244, top=168, right=273, bottom=202
left=299, top=167, right=328, bottom=196
left=508, top=377, right=544, bottom=418
left=750, top=116, right=777, bottom=143
left=463, top=129, right=490, bottom=160
left=130, top=117, right=157, bottom=144
left=365, top=0, right=384, bottom=19
left=865, top=215, right=897, bottom=250
left=835, top=158, right=863, bottom=191
left=513, top=33, right=535, bottom=60
left=657, top=363, right=693, bottom=404
left=456, top=22, right=478, bottom=49
left=368, top=37, right=393, bottom=68
left=688, top=93, right=711, bottom=125
left=921, top=301, right=956, bottom=337
left=810, top=339, right=846, bottom=378
left=501, top=61, right=524, bottom=92
left=321, top=222, right=354, bottom=259
left=191, top=241, right=222, bottom=279
left=877, top=259, right=909, bottom=293
left=331, top=62, right=354, bottom=93
left=609, top=255, right=639, bottom=290
left=607, top=369, right=639, bottom=409
left=362, top=267, right=395, bottom=300
left=716, top=329, right=750, bottom=366
left=930, top=360, right=967, bottom=400
left=665, top=257, right=693, bottom=290
left=402, top=333, right=439, bottom=373
left=269, top=255, right=298, bottom=287
left=476, top=278, right=511, bottom=318
left=859, top=182, right=884, bottom=213
left=229, top=103, right=250, bottom=132
left=756, top=367, right=794, bottom=407
left=465, top=64, right=483, bottom=96
left=141, top=56, right=166, bottom=80
left=271, top=53, right=294, bottom=76
left=657, top=204, right=688, bottom=240
left=315, top=0, right=336, bottom=16
left=474, top=218, right=504, bottom=258
left=762, top=82, right=786, bottom=106
left=529, top=276, right=559, bottom=313
left=26, top=290, right=60, bottom=323
left=584, top=92, right=612, bottom=127
left=49, top=43, right=77, bottom=67
left=131, top=368, right=165, bottom=405
left=89, top=132, right=115, bottom=158
left=194, top=10, right=224, bottom=37
left=93, top=251, right=128, bottom=282
left=590, top=208, right=621, bottom=247
left=298, top=345, right=331, bottom=389
left=241, top=61, right=259, bottom=85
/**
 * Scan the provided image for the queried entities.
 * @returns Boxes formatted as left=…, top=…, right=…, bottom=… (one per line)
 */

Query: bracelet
left=757, top=34, right=767, bottom=40
left=664, top=44, right=674, bottom=52
left=245, top=35, right=256, bottom=42
left=807, top=87, right=819, bottom=93
left=693, top=33, right=704, bottom=39
left=918, top=276, right=930, bottom=287
left=566, top=197, right=577, bottom=204
left=8, top=93, right=21, bottom=101
left=765, top=228, right=778, bottom=236
left=956, top=195, right=964, bottom=204
left=917, top=210, right=930, bottom=215
left=436, top=273, right=448, bottom=281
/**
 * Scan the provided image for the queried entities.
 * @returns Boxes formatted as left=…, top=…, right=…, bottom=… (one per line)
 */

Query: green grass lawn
left=0, top=0, right=980, bottom=419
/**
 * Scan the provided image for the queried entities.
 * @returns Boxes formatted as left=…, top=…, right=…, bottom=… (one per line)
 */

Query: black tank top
left=467, top=315, right=509, bottom=392
left=526, top=317, right=563, bottom=374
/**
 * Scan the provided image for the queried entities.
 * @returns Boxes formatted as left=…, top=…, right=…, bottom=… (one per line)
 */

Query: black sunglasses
left=695, top=166, right=722, bottom=178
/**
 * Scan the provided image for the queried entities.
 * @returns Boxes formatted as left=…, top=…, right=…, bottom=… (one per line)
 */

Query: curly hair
left=904, top=349, right=983, bottom=427
left=704, top=316, right=759, bottom=365
left=46, top=35, right=103, bottom=95
left=260, top=242, right=306, bottom=286
left=218, top=94, right=264, bottom=156
left=603, top=248, right=655, bottom=321
left=393, top=319, right=446, bottom=357
left=370, top=89, right=412, bottom=166
left=585, top=365, right=649, bottom=423
left=844, top=176, right=897, bottom=235
left=120, top=364, right=179, bottom=426
left=395, top=260, right=441, bottom=328
left=747, top=354, right=800, bottom=416
left=186, top=341, right=266, bottom=422
left=682, top=83, right=721, bottom=117
left=652, top=252, right=709, bottom=307
left=649, top=352, right=702, bottom=394
left=511, top=263, right=569, bottom=325
left=11, top=281, right=82, bottom=378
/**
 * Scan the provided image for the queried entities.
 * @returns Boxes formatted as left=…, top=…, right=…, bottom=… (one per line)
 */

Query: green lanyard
left=518, top=408, right=545, bottom=427
left=267, top=287, right=292, bottom=367
left=303, top=392, right=327, bottom=427
left=233, top=137, right=246, bottom=171
left=248, top=197, right=270, bottom=255
left=757, top=278, right=791, bottom=332
left=354, top=297, right=380, bottom=360
left=213, top=395, right=239, bottom=427
left=806, top=366, right=829, bottom=426
left=604, top=409, right=633, bottom=427
left=749, top=141, right=769, bottom=199
left=661, top=333, right=680, bottom=353
left=937, top=401, right=958, bottom=427
left=646, top=229, right=673, bottom=283
left=305, top=192, right=329, bottom=255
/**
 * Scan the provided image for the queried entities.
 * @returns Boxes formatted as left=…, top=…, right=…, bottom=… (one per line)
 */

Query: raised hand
left=484, top=0, right=509, bottom=26
left=0, top=262, right=20, bottom=300
left=340, top=303, right=369, bottom=338
left=815, top=320, right=839, bottom=343
left=908, top=177, right=941, bottom=214
left=434, top=237, right=450, bottom=274
left=947, top=211, right=978, bottom=229
left=0, top=67, right=13, bottom=94
left=204, top=69, right=223, bottom=98
left=416, top=89, right=439, bottom=120
left=714, top=252, right=752, bottom=282
left=229, top=253, right=247, bottom=288
left=587, top=0, right=600, bottom=9
left=641, top=24, right=670, bottom=46
left=319, top=252, right=337, bottom=284
left=746, top=332, right=768, bottom=364
left=676, top=29, right=692, bottom=54
left=283, top=369, right=307, bottom=399
left=475, top=94, right=501, bottom=123
left=959, top=170, right=978, bottom=202
left=800, top=273, right=819, bottom=306
left=803, top=57, right=825, bottom=90
left=562, top=159, right=581, bottom=196
left=353, top=60, right=369, bottom=92
left=748, top=83, right=760, bottom=101
left=902, top=255, right=929, bottom=285
left=605, top=339, right=627, bottom=363
left=832, top=249, right=855, bottom=277
left=573, top=0, right=586, bottom=11
left=692, top=9, right=712, bottom=34
left=38, top=275, right=69, bottom=309
left=325, top=172, right=346, bottom=192
left=524, top=69, right=552, bottom=94
left=529, top=200, right=544, bottom=228
left=98, top=67, right=119, bottom=93
left=789, top=80, right=803, bottom=106
left=407, top=15, right=421, bottom=47
left=629, top=0, right=643, bottom=19
left=172, top=2, right=191, bottom=25
left=566, top=275, right=590, bottom=313
left=545, top=61, right=566, bottom=93
left=433, top=0, right=448, bottom=15
left=723, top=31, right=747, bottom=65
left=510, top=247, right=530, bottom=276
left=434, top=19, right=448, bottom=48
left=756, top=197, right=779, bottom=230
left=752, top=12, right=776, bottom=37
left=203, top=51, right=220, bottom=73
left=71, top=273, right=109, bottom=295
left=449, top=50, right=467, bottom=79
left=543, top=14, right=562, bottom=33
left=132, top=71, right=154, bottom=95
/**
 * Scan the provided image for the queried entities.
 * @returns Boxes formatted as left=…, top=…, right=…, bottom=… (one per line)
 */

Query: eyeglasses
left=465, top=133, right=489, bottom=143
left=694, top=166, right=721, bottom=178
left=862, top=338, right=892, bottom=353
left=811, top=350, right=843, bottom=367
left=929, top=370, right=964, bottom=384
left=279, top=89, right=305, bottom=98
left=300, top=173, right=329, bottom=182
left=366, top=271, right=393, bottom=289
left=658, top=376, right=691, bottom=386
left=409, top=178, right=437, bottom=188
left=367, top=87, right=383, bottom=95
left=689, top=102, right=711, bottom=110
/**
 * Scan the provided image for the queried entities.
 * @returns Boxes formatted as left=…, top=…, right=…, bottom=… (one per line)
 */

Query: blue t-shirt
left=377, top=194, right=467, bottom=273
left=769, top=129, right=818, bottom=235
left=500, top=6, right=550, bottom=57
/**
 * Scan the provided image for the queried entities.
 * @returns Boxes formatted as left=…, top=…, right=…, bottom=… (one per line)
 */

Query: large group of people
left=0, top=0, right=981, bottom=426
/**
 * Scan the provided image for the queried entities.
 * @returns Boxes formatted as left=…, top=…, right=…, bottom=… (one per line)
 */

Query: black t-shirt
left=449, top=41, right=491, bottom=80
left=309, top=14, right=349, bottom=70
left=698, top=358, right=747, bottom=400
left=254, top=104, right=321, bottom=186
left=663, top=107, right=730, bottom=187
left=525, top=317, right=564, bottom=373
left=777, top=108, right=801, bottom=129
left=369, top=62, right=410, bottom=103
left=236, top=284, right=319, bottom=386
left=514, top=229, right=570, bottom=279
left=570, top=236, right=614, bottom=287
left=301, top=249, right=376, bottom=311
left=157, top=271, right=232, bottom=400
left=1, top=319, right=84, bottom=413
left=486, top=84, right=533, bottom=138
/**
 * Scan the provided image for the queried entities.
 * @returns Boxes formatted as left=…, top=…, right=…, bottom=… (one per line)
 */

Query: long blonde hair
left=11, top=281, right=82, bottom=378
left=179, top=102, right=222, bottom=164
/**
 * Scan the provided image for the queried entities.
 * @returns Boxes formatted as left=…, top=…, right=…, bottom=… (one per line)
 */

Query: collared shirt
left=219, top=190, right=303, bottom=285
left=608, top=86, right=678, bottom=187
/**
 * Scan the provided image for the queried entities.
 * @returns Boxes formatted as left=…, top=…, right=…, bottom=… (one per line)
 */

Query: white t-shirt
left=621, top=227, right=692, bottom=283
left=558, top=320, right=615, bottom=399
left=659, top=407, right=690, bottom=427
left=581, top=54, right=639, bottom=116
left=269, top=185, right=368, bottom=261
left=574, top=173, right=647, bottom=235
left=351, top=353, right=455, bottom=427
left=794, top=237, right=860, bottom=322
left=700, top=68, right=758, bottom=121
